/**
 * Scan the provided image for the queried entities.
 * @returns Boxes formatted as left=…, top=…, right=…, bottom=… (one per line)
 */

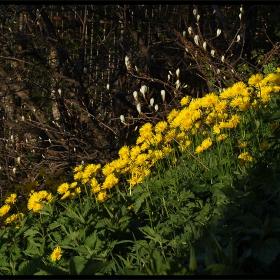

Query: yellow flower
left=73, top=165, right=83, bottom=173
left=232, top=81, right=246, bottom=96
left=260, top=141, right=269, bottom=150
left=97, top=191, right=106, bottom=201
left=102, top=173, right=119, bottom=189
left=69, top=192, right=77, bottom=200
left=38, top=191, right=48, bottom=200
left=0, top=204, right=10, bottom=217
left=153, top=150, right=164, bottom=160
left=28, top=194, right=44, bottom=212
left=230, top=96, right=243, bottom=108
left=84, top=163, right=101, bottom=175
left=238, top=152, right=253, bottom=162
left=214, top=100, right=227, bottom=112
left=127, top=174, right=144, bottom=187
left=102, top=163, right=115, bottom=176
left=5, top=193, right=17, bottom=204
left=50, top=247, right=62, bottom=262
left=57, top=183, right=69, bottom=195
left=162, top=145, right=173, bottom=156
left=164, top=129, right=176, bottom=144
left=69, top=182, right=78, bottom=188
left=213, top=124, right=220, bottom=135
left=33, top=202, right=43, bottom=212
left=180, top=96, right=190, bottom=106
left=74, top=172, right=83, bottom=180
left=201, top=93, right=219, bottom=108
left=60, top=190, right=70, bottom=200
left=91, top=177, right=100, bottom=188
left=238, top=141, right=247, bottom=148
left=46, top=193, right=53, bottom=202
left=217, top=134, right=227, bottom=141
left=219, top=87, right=235, bottom=99
left=127, top=205, right=133, bottom=210
left=139, top=123, right=153, bottom=139
left=75, top=187, right=81, bottom=194
left=248, top=73, right=263, bottom=86
left=140, top=141, right=150, bottom=151
left=91, top=185, right=101, bottom=194
left=238, top=101, right=251, bottom=111
left=201, top=137, right=212, bottom=150
left=167, top=109, right=179, bottom=123
left=188, top=98, right=202, bottom=110
left=155, top=121, right=168, bottom=134
left=195, top=145, right=204, bottom=154
left=118, top=146, right=130, bottom=159
left=82, top=171, right=91, bottom=184
left=135, top=153, right=150, bottom=166
left=229, top=114, right=241, bottom=127
left=130, top=146, right=142, bottom=160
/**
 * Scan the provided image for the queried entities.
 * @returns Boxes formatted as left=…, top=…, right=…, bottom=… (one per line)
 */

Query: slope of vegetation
left=1, top=69, right=280, bottom=275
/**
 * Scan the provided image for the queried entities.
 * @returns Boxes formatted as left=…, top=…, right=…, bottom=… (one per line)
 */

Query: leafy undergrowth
left=1, top=70, right=280, bottom=275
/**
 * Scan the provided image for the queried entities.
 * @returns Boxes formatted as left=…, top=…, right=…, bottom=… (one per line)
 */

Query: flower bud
left=203, top=41, right=207, bottom=50
left=176, top=68, right=180, bottom=77
left=140, top=85, right=147, bottom=98
left=194, top=35, right=199, bottom=46
left=216, top=29, right=221, bottom=37
left=161, top=90, right=166, bottom=102
left=154, top=104, right=158, bottom=112
left=133, top=91, right=138, bottom=101
left=188, top=27, right=192, bottom=35
left=150, top=98, right=154, bottom=107
left=211, top=49, right=215, bottom=57
left=120, top=115, right=126, bottom=124
left=136, top=103, right=141, bottom=114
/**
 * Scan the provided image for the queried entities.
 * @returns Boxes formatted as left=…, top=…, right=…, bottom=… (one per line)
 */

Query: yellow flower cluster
left=4, top=213, right=24, bottom=228
left=1, top=69, right=280, bottom=222
left=238, top=152, right=253, bottom=162
left=27, top=190, right=53, bottom=212
left=53, top=70, right=279, bottom=200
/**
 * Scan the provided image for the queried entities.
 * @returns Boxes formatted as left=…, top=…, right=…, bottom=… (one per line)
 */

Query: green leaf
left=252, top=238, right=280, bottom=265
left=204, top=264, right=240, bottom=275
left=23, top=229, right=41, bottom=238
left=145, top=250, right=166, bottom=275
left=204, top=246, right=216, bottom=267
left=139, top=226, right=157, bottom=239
left=209, top=232, right=229, bottom=265
left=225, top=238, right=237, bottom=266
left=37, top=263, right=68, bottom=275
left=270, top=110, right=280, bottom=120
left=69, top=256, right=87, bottom=275
left=17, top=259, right=41, bottom=275
left=133, top=194, right=147, bottom=214
left=73, top=245, right=89, bottom=255
left=80, top=260, right=112, bottom=275
left=237, top=213, right=262, bottom=230
left=48, top=222, right=61, bottom=231
left=84, top=231, right=97, bottom=249
left=189, top=244, right=197, bottom=273
left=0, top=243, right=7, bottom=254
